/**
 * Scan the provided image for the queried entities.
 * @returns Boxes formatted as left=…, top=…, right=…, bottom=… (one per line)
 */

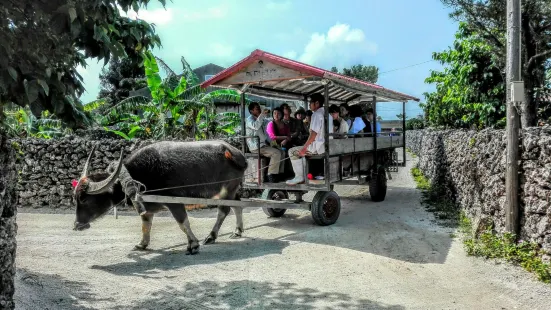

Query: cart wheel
left=369, top=165, right=387, bottom=202
left=311, top=191, right=341, bottom=226
left=261, top=189, right=288, bottom=217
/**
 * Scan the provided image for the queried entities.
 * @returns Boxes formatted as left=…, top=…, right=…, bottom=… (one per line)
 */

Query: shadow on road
left=126, top=280, right=406, bottom=310
left=90, top=181, right=453, bottom=278
left=90, top=237, right=290, bottom=278
left=226, top=185, right=454, bottom=265
left=14, top=268, right=114, bottom=310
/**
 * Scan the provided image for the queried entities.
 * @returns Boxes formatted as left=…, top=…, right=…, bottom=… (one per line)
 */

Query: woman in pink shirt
left=266, top=107, right=291, bottom=149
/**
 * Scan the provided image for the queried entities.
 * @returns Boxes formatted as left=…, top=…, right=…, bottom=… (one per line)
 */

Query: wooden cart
left=135, top=49, right=419, bottom=226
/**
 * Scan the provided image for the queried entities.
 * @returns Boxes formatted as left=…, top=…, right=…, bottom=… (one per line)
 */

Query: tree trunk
left=0, top=133, right=18, bottom=310
left=520, top=9, right=542, bottom=128
left=191, top=110, right=198, bottom=140
left=522, top=77, right=538, bottom=127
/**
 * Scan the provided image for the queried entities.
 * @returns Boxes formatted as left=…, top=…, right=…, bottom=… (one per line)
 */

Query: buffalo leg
left=134, top=213, right=154, bottom=251
left=168, top=205, right=200, bottom=255
left=203, top=205, right=231, bottom=245
left=229, top=206, right=244, bottom=239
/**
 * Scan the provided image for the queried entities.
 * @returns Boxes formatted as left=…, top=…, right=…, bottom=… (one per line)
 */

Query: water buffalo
left=72, top=140, right=248, bottom=255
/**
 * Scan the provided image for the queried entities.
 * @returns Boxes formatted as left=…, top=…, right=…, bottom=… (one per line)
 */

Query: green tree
left=331, top=64, right=379, bottom=83
left=0, top=0, right=164, bottom=129
left=1, top=2, right=167, bottom=308
left=440, top=0, right=551, bottom=127
left=422, top=22, right=506, bottom=129
left=406, top=117, right=426, bottom=130
left=97, top=57, right=147, bottom=109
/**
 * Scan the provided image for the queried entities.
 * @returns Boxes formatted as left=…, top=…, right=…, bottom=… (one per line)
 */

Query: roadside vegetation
left=411, top=164, right=551, bottom=284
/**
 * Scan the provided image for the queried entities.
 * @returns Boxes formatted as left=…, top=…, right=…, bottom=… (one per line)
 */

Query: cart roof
left=200, top=49, right=420, bottom=104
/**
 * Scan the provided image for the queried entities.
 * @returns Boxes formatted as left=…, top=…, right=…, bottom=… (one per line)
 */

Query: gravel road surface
left=14, top=154, right=551, bottom=309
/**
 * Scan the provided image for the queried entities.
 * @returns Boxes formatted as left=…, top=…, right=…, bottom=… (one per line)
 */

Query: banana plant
left=101, top=52, right=243, bottom=140
left=3, top=107, right=66, bottom=138
left=196, top=108, right=241, bottom=139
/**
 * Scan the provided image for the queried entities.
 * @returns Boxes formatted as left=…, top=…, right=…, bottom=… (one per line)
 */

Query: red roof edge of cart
left=200, top=49, right=420, bottom=102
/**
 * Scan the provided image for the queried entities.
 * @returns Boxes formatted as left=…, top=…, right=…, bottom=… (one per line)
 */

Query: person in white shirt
left=339, top=103, right=352, bottom=128
left=286, top=93, right=326, bottom=185
left=329, top=104, right=350, bottom=139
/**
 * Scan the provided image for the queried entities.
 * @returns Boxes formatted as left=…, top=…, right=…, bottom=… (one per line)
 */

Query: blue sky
left=77, top=0, right=458, bottom=120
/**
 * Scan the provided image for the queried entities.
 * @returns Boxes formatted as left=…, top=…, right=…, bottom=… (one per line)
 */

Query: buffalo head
left=72, top=145, right=125, bottom=231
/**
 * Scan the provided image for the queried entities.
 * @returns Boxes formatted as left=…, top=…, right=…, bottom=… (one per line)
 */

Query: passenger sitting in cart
left=347, top=104, right=367, bottom=135
left=286, top=93, right=326, bottom=186
left=329, top=104, right=349, bottom=139
left=245, top=102, right=285, bottom=183
left=304, top=110, right=313, bottom=131
left=266, top=107, right=292, bottom=149
left=339, top=103, right=352, bottom=128
left=365, top=108, right=381, bottom=135
left=282, top=104, right=309, bottom=147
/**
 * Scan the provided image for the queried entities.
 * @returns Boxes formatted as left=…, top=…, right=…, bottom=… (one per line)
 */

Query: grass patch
left=410, top=166, right=551, bottom=284
left=411, top=167, right=430, bottom=190
left=461, top=217, right=551, bottom=283
left=405, top=148, right=417, bottom=158
left=410, top=167, right=460, bottom=227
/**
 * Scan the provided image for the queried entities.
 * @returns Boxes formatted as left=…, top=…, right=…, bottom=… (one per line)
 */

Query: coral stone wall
left=406, top=127, right=551, bottom=259
left=1, top=135, right=18, bottom=309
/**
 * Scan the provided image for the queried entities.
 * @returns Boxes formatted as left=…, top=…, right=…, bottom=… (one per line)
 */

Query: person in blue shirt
left=347, top=105, right=366, bottom=135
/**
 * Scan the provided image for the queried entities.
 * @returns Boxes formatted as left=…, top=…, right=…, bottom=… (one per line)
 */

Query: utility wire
left=378, top=60, right=435, bottom=75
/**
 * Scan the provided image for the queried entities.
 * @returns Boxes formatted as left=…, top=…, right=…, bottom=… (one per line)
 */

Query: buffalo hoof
left=230, top=228, right=243, bottom=239
left=203, top=232, right=217, bottom=245
left=185, top=243, right=200, bottom=255
left=229, top=232, right=242, bottom=239
left=133, top=244, right=148, bottom=251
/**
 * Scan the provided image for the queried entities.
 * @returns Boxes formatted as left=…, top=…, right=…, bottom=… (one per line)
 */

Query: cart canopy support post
left=324, top=83, right=331, bottom=191
left=402, top=101, right=407, bottom=167
left=373, top=96, right=378, bottom=168
left=240, top=92, right=246, bottom=154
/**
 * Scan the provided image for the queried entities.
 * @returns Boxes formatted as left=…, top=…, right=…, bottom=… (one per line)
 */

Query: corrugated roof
left=200, top=49, right=420, bottom=103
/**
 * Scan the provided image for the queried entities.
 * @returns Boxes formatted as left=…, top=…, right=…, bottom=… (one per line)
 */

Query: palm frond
left=83, top=99, right=108, bottom=112
left=180, top=56, right=200, bottom=86
left=34, top=118, right=63, bottom=128
left=155, top=57, right=177, bottom=78
left=202, top=89, right=241, bottom=104
left=178, top=84, right=205, bottom=100
left=162, top=75, right=181, bottom=91
left=108, top=96, right=151, bottom=115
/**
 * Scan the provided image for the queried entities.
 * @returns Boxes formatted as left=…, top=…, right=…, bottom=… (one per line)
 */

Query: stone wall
left=12, top=135, right=246, bottom=211
left=406, top=127, right=551, bottom=258
left=13, top=137, right=153, bottom=211
left=1, top=135, right=17, bottom=309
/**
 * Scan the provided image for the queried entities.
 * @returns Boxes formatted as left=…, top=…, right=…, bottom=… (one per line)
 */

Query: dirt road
left=14, top=155, right=551, bottom=309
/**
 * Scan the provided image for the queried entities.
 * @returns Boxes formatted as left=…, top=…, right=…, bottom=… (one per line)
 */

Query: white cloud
left=297, top=23, right=378, bottom=69
left=266, top=0, right=292, bottom=10
left=119, top=7, right=174, bottom=26
left=283, top=51, right=298, bottom=59
left=181, top=6, right=227, bottom=21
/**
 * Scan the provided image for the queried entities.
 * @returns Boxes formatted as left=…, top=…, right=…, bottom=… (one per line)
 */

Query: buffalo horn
left=80, top=144, right=98, bottom=179
left=85, top=150, right=125, bottom=195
